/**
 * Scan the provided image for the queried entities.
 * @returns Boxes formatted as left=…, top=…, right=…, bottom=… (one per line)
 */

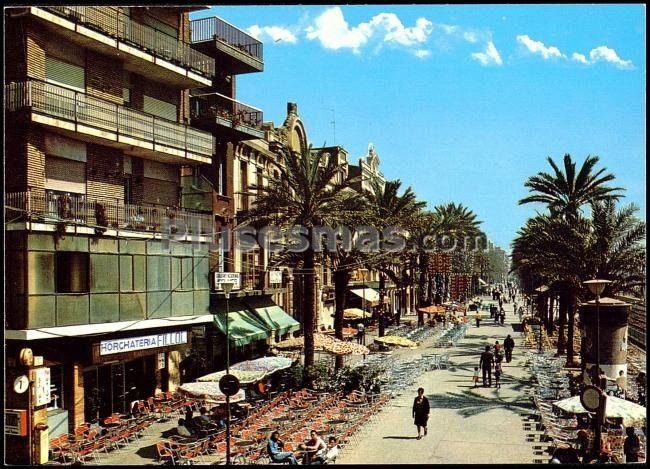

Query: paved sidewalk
left=338, top=297, right=538, bottom=465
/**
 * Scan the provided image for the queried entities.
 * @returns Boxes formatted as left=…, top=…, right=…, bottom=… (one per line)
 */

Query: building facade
left=3, top=6, right=285, bottom=463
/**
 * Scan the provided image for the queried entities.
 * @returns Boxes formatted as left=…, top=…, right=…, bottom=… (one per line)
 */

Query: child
left=473, top=367, right=480, bottom=388
left=495, top=362, right=502, bottom=388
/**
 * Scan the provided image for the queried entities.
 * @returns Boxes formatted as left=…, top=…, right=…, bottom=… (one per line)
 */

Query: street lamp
left=359, top=268, right=369, bottom=347
left=221, top=281, right=234, bottom=465
left=582, top=278, right=611, bottom=458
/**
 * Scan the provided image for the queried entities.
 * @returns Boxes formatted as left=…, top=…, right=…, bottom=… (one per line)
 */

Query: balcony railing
left=5, top=80, right=214, bottom=158
left=191, top=92, right=263, bottom=134
left=42, top=6, right=215, bottom=77
left=191, top=16, right=263, bottom=62
left=5, top=190, right=213, bottom=236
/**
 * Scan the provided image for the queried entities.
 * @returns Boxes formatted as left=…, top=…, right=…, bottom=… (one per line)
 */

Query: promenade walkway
left=338, top=296, right=538, bottom=465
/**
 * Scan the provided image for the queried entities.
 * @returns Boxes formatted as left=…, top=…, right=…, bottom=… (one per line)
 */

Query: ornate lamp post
left=582, top=278, right=611, bottom=457
left=221, top=282, right=234, bottom=465
left=359, top=268, right=369, bottom=346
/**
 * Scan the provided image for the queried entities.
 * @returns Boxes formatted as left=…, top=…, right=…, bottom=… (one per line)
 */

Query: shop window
left=56, top=252, right=89, bottom=293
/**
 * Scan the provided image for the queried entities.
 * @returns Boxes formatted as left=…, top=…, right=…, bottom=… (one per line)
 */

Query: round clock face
left=20, top=348, right=34, bottom=366
left=14, top=375, right=29, bottom=394
left=581, top=385, right=601, bottom=411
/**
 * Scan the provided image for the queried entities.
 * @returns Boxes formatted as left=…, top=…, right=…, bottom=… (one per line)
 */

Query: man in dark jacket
left=479, top=345, right=494, bottom=387
left=504, top=335, right=515, bottom=363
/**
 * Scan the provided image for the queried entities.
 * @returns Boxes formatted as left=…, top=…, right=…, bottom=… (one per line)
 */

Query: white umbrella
left=179, top=381, right=246, bottom=403
left=553, top=395, right=646, bottom=426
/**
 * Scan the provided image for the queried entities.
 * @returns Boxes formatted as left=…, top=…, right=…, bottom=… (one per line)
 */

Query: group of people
left=176, top=406, right=227, bottom=438
left=474, top=336, right=516, bottom=388
left=267, top=430, right=339, bottom=465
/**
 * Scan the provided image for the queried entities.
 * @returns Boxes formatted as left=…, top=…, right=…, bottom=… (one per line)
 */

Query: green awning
left=211, top=299, right=270, bottom=346
left=244, top=296, right=300, bottom=337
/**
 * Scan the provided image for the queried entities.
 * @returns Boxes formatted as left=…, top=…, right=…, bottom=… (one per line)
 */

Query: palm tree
left=364, top=179, right=425, bottom=334
left=245, top=145, right=363, bottom=379
left=517, top=154, right=625, bottom=363
left=511, top=201, right=645, bottom=363
left=519, top=154, right=624, bottom=219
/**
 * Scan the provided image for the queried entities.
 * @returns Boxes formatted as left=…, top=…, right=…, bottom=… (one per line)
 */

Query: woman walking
left=412, top=387, right=430, bottom=440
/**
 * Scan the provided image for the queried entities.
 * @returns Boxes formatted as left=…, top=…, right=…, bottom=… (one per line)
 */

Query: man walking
left=475, top=311, right=481, bottom=328
left=356, top=322, right=365, bottom=345
left=504, top=334, right=515, bottom=363
left=479, top=345, right=495, bottom=387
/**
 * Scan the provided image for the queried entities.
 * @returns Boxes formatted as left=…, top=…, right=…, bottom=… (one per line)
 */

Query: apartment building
left=1, top=6, right=268, bottom=463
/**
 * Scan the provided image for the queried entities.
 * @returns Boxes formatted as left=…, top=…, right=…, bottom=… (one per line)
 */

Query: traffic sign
left=219, top=374, right=241, bottom=396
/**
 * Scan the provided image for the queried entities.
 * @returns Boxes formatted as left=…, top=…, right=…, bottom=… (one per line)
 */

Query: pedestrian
left=472, top=367, right=480, bottom=388
left=615, top=370, right=627, bottom=399
left=504, top=334, right=515, bottom=363
left=495, top=361, right=502, bottom=388
left=412, top=387, right=430, bottom=440
left=300, top=429, right=327, bottom=464
left=500, top=311, right=505, bottom=326
left=356, top=322, right=365, bottom=345
left=624, top=426, right=641, bottom=463
left=636, top=372, right=646, bottom=404
left=479, top=345, right=494, bottom=387
left=494, top=340, right=501, bottom=356
left=475, top=311, right=481, bottom=328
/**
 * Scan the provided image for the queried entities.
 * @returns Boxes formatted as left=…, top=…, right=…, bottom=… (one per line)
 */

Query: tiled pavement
left=337, top=297, right=540, bottom=465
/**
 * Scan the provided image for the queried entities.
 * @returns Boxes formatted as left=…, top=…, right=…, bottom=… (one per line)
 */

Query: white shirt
left=316, top=445, right=339, bottom=463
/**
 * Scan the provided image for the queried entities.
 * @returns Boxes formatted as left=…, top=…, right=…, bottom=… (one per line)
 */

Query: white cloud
left=570, top=47, right=634, bottom=70
left=247, top=25, right=297, bottom=44
left=571, top=52, right=590, bottom=64
left=304, top=7, right=374, bottom=53
left=588, top=46, right=634, bottom=70
left=516, top=34, right=566, bottom=59
left=471, top=41, right=503, bottom=66
left=414, top=49, right=431, bottom=59
left=463, top=31, right=478, bottom=43
left=304, top=7, right=433, bottom=55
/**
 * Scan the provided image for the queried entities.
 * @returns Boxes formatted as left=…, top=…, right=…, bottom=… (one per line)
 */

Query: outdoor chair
left=439, top=354, right=450, bottom=369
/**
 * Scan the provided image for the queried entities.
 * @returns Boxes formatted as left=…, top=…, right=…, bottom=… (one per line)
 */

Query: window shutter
left=143, top=95, right=177, bottom=121
left=45, top=56, right=85, bottom=92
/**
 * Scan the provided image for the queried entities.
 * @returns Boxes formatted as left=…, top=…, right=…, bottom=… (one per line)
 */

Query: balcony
left=29, top=6, right=214, bottom=87
left=190, top=16, right=263, bottom=74
left=5, top=190, right=213, bottom=236
left=5, top=80, right=214, bottom=164
left=191, top=92, right=264, bottom=140
left=212, top=271, right=284, bottom=298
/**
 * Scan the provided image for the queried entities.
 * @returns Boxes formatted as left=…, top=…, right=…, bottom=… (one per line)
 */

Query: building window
left=56, top=252, right=89, bottom=293
left=48, top=365, right=65, bottom=410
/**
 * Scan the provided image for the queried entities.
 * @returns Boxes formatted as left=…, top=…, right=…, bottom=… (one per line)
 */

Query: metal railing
left=190, top=16, right=263, bottom=62
left=191, top=92, right=263, bottom=132
left=42, top=6, right=215, bottom=77
left=5, top=80, right=214, bottom=158
left=5, top=190, right=213, bottom=235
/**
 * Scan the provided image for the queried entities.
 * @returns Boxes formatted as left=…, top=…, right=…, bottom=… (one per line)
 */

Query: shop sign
left=34, top=367, right=51, bottom=407
left=100, top=331, right=188, bottom=356
left=213, top=272, right=241, bottom=291
left=269, top=271, right=283, bottom=285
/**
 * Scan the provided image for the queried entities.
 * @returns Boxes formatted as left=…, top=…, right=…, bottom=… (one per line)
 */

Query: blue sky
left=192, top=5, right=646, bottom=250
